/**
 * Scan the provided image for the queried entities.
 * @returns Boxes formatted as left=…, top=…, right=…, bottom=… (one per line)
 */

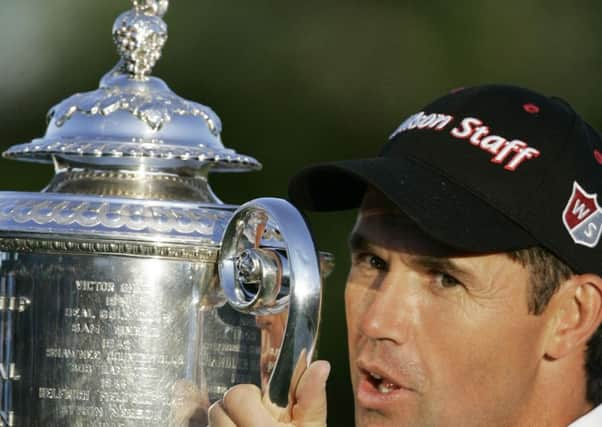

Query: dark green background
left=1, top=1, right=602, bottom=424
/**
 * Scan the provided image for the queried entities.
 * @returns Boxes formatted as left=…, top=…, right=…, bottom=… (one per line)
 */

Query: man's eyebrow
left=347, top=232, right=474, bottom=279
left=410, top=255, right=472, bottom=279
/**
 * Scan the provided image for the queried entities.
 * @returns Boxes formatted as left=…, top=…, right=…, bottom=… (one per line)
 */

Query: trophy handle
left=218, top=197, right=322, bottom=410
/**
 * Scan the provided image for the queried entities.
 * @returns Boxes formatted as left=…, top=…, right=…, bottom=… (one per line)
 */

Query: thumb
left=291, top=360, right=330, bottom=426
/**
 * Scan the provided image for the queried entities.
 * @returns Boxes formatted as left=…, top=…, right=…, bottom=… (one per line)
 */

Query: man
left=208, top=85, right=602, bottom=426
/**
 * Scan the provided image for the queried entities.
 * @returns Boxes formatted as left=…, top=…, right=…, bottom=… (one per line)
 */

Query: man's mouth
left=355, top=362, right=418, bottom=409
left=366, top=371, right=401, bottom=394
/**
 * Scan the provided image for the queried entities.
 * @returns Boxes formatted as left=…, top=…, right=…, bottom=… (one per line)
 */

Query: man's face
left=345, top=190, right=554, bottom=427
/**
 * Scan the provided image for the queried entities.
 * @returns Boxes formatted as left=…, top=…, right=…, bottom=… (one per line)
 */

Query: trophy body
left=1, top=251, right=257, bottom=424
left=0, top=1, right=325, bottom=425
left=0, top=195, right=263, bottom=425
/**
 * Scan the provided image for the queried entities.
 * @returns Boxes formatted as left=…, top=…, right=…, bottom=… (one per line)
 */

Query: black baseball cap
left=288, top=84, right=602, bottom=276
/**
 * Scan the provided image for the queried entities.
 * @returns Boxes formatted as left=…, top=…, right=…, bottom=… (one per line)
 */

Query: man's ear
left=545, top=274, right=602, bottom=360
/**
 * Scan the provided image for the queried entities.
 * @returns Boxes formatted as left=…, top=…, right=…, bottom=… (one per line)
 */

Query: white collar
left=568, top=404, right=602, bottom=427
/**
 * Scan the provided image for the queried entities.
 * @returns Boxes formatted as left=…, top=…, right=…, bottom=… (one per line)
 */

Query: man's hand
left=169, top=379, right=210, bottom=427
left=208, top=360, right=330, bottom=426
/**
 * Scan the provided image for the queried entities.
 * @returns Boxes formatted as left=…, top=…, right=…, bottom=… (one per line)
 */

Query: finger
left=208, top=400, right=236, bottom=427
left=223, top=384, right=281, bottom=427
left=291, top=360, right=330, bottom=425
left=170, top=379, right=208, bottom=426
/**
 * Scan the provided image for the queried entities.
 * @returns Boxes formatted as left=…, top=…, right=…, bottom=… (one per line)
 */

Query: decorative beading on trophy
left=49, top=85, right=221, bottom=134
left=0, top=194, right=227, bottom=238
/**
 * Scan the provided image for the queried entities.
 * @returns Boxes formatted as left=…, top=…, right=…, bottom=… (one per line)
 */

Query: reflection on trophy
left=0, top=1, right=329, bottom=425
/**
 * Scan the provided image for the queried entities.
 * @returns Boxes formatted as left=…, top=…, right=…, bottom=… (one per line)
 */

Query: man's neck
left=515, top=357, right=592, bottom=427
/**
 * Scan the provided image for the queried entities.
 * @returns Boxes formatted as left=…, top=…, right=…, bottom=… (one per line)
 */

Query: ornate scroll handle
left=219, top=198, right=323, bottom=411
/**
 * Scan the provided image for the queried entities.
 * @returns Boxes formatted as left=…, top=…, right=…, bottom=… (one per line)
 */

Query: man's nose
left=358, top=271, right=416, bottom=344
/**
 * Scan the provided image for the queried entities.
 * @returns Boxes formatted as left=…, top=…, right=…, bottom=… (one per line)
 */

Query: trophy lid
left=3, top=0, right=261, bottom=173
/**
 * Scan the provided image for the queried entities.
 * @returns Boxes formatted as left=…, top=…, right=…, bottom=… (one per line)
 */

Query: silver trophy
left=0, top=1, right=327, bottom=425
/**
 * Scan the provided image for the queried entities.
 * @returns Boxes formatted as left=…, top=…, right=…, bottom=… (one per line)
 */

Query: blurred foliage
left=1, top=1, right=602, bottom=424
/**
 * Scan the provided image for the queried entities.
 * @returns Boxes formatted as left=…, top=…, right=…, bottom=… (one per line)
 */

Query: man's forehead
left=356, top=187, right=420, bottom=234
left=355, top=187, right=469, bottom=257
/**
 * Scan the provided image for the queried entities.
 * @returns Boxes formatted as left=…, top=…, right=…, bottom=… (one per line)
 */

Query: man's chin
left=355, top=406, right=417, bottom=427
left=354, top=396, right=436, bottom=427
left=356, top=412, right=396, bottom=427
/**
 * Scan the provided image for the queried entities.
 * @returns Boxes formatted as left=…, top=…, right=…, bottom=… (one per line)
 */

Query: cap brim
left=288, top=156, right=536, bottom=252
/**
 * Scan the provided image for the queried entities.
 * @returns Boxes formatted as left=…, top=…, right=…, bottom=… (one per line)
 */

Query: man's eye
left=369, top=255, right=387, bottom=270
left=354, top=253, right=387, bottom=271
left=433, top=271, right=462, bottom=288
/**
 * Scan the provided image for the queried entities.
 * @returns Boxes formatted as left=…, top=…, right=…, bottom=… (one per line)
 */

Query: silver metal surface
left=0, top=1, right=327, bottom=425
left=233, top=248, right=284, bottom=309
left=0, top=251, right=263, bottom=426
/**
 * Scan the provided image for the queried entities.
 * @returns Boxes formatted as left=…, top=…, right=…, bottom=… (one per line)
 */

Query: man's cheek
left=345, top=296, right=372, bottom=336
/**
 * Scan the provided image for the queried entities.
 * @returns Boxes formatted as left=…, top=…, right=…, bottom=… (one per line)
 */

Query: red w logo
left=563, top=182, right=602, bottom=247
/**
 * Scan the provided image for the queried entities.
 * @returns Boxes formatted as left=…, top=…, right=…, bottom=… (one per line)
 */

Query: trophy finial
left=113, top=1, right=169, bottom=79
left=131, top=0, right=169, bottom=17
left=3, top=0, right=260, bottom=174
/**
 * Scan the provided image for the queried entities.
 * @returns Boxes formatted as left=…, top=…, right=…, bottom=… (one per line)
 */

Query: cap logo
left=562, top=181, right=602, bottom=248
left=390, top=111, right=453, bottom=137
left=390, top=112, right=541, bottom=171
